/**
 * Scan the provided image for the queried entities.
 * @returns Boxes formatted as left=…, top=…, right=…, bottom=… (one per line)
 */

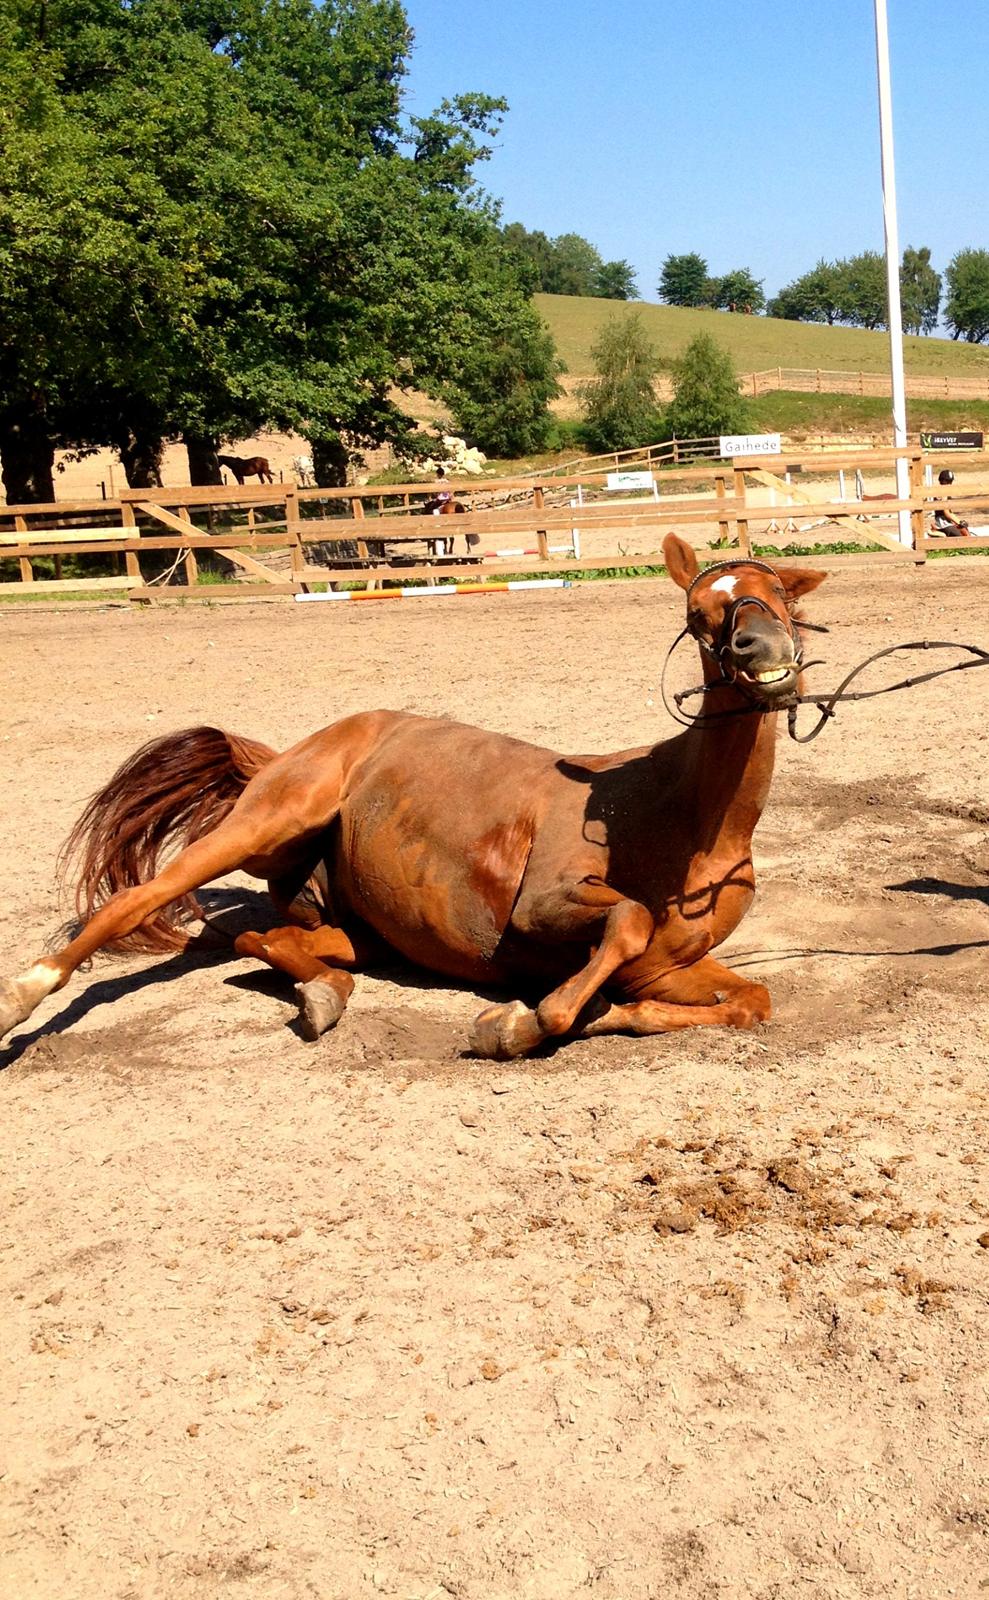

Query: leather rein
left=663, top=558, right=989, bottom=744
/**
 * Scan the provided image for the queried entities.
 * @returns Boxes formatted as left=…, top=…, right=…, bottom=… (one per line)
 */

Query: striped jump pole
left=295, top=579, right=572, bottom=604
left=476, top=545, right=574, bottom=559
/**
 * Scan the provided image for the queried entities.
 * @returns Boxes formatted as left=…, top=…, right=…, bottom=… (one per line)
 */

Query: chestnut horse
left=0, top=536, right=825, bottom=1059
left=217, top=454, right=274, bottom=485
left=420, top=489, right=480, bottom=557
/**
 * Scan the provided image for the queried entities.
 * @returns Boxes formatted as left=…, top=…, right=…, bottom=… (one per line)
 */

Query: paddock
left=2, top=564, right=988, bottom=1599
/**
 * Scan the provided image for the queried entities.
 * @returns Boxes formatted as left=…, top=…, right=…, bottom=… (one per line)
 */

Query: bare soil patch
left=2, top=562, right=989, bottom=1598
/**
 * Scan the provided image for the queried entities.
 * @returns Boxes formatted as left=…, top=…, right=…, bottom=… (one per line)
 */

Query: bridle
left=683, top=558, right=805, bottom=678
left=663, top=557, right=989, bottom=742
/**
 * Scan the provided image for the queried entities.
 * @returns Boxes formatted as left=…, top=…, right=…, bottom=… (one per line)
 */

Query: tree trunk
left=115, top=429, right=164, bottom=489
left=310, top=435, right=350, bottom=487
left=0, top=402, right=56, bottom=504
left=184, top=433, right=222, bottom=485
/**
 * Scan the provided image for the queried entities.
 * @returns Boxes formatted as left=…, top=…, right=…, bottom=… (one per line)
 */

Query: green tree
left=576, top=314, right=663, bottom=451
left=708, top=268, right=766, bottom=314
left=543, top=232, right=605, bottom=296
left=945, top=248, right=989, bottom=342
left=0, top=0, right=561, bottom=496
left=658, top=253, right=709, bottom=307
left=835, top=251, right=887, bottom=329
left=664, top=334, right=750, bottom=442
left=594, top=259, right=638, bottom=300
left=502, top=222, right=555, bottom=290
left=767, top=260, right=842, bottom=324
left=900, top=246, right=941, bottom=335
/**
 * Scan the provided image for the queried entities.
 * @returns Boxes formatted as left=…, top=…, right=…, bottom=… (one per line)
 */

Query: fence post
left=177, top=505, right=199, bottom=588
left=714, top=474, right=730, bottom=546
left=119, top=502, right=142, bottom=582
left=732, top=465, right=750, bottom=554
left=14, top=516, right=32, bottom=583
left=908, top=452, right=926, bottom=557
left=533, top=486, right=549, bottom=560
left=284, top=487, right=306, bottom=592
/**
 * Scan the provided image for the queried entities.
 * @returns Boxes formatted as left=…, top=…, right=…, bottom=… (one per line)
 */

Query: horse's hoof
left=0, top=978, right=30, bottom=1041
left=294, top=979, right=346, bottom=1042
left=468, top=999, right=544, bottom=1060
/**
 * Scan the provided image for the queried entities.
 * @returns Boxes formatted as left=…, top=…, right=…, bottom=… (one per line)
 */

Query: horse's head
left=664, top=533, right=826, bottom=705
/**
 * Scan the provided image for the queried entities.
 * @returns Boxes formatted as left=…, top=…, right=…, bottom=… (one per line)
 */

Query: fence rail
left=744, top=367, right=989, bottom=400
left=2, top=445, right=989, bottom=601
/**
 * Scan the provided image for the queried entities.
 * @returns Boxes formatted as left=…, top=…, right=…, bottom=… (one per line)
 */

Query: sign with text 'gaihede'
left=919, top=431, right=983, bottom=450
left=719, top=433, right=781, bottom=458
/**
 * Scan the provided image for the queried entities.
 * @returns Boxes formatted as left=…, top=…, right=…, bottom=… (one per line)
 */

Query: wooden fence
left=744, top=367, right=989, bottom=401
left=2, top=446, right=988, bottom=602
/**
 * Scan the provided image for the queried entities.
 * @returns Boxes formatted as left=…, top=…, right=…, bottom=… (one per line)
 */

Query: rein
left=665, top=635, right=989, bottom=743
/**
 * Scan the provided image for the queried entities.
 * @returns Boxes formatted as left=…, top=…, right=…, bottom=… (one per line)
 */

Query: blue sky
left=401, top=0, right=989, bottom=303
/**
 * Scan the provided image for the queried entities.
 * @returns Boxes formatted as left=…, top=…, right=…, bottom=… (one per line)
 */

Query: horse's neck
left=677, top=695, right=779, bottom=852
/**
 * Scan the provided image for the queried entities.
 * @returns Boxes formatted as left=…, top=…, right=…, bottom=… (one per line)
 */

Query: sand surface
left=2, top=563, right=989, bottom=1599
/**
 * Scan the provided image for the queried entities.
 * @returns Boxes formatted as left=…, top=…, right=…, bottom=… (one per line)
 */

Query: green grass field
left=535, top=293, right=989, bottom=383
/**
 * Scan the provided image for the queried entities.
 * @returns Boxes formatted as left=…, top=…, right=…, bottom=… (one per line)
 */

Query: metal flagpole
left=873, top=0, right=913, bottom=546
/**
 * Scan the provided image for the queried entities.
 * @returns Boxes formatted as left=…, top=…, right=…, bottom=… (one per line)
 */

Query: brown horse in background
left=420, top=491, right=479, bottom=557
left=0, top=536, right=825, bottom=1059
left=217, top=454, right=274, bottom=485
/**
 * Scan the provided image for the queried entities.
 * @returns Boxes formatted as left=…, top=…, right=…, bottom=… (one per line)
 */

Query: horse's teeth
left=755, top=668, right=789, bottom=683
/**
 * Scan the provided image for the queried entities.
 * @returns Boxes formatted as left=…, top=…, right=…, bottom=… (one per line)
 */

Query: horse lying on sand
left=0, top=536, right=825, bottom=1059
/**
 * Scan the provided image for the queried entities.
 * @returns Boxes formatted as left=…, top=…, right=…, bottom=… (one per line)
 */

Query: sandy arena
left=2, top=561, right=989, bottom=1599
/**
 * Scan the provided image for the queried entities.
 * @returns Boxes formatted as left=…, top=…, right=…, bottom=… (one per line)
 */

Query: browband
left=685, top=558, right=781, bottom=599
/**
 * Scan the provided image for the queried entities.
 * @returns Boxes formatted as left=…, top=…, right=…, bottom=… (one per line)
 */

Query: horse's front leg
left=469, top=879, right=654, bottom=1060
left=580, top=954, right=771, bottom=1038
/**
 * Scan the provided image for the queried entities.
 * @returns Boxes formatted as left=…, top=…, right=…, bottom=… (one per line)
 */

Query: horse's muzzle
left=726, top=615, right=799, bottom=701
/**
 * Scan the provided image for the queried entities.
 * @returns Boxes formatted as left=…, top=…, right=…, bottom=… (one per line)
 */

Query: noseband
left=684, top=559, right=803, bottom=674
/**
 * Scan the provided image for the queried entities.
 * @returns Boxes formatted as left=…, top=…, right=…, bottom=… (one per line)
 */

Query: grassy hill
left=535, top=293, right=989, bottom=383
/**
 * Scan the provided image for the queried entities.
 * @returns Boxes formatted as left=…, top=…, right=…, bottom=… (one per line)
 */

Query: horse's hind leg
left=234, top=924, right=370, bottom=1041
left=2, top=821, right=276, bottom=1042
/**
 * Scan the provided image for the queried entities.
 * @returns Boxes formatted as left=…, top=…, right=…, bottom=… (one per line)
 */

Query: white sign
left=606, top=470, right=655, bottom=491
left=719, top=433, right=781, bottom=458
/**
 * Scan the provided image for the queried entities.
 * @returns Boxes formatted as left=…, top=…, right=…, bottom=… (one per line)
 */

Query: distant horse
left=1, top=536, right=825, bottom=1059
left=420, top=490, right=477, bottom=557
left=292, top=454, right=315, bottom=487
left=217, top=454, right=274, bottom=486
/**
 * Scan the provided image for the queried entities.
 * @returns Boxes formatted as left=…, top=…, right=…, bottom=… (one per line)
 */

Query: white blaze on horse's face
left=710, top=575, right=739, bottom=598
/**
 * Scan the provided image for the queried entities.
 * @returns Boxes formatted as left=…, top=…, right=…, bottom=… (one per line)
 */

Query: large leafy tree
left=542, top=232, right=605, bottom=297
left=836, top=251, right=887, bottom=330
left=594, top=259, right=638, bottom=300
left=768, top=260, right=843, bottom=324
left=900, top=246, right=941, bottom=335
left=664, top=334, right=750, bottom=442
left=658, top=253, right=709, bottom=307
left=0, top=0, right=560, bottom=496
left=577, top=314, right=663, bottom=452
left=707, top=268, right=766, bottom=314
left=945, top=249, right=989, bottom=342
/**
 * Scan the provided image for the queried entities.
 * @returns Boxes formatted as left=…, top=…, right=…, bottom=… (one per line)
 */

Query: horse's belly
left=331, top=763, right=542, bottom=982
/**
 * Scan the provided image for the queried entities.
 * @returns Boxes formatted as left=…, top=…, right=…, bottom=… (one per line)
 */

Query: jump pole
left=295, top=579, right=572, bottom=603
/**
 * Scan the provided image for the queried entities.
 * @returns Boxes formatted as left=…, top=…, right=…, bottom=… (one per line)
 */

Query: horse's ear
left=663, top=534, right=699, bottom=592
left=781, top=567, right=827, bottom=604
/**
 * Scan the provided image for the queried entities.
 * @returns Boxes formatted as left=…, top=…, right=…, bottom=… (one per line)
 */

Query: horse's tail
left=60, top=726, right=278, bottom=953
